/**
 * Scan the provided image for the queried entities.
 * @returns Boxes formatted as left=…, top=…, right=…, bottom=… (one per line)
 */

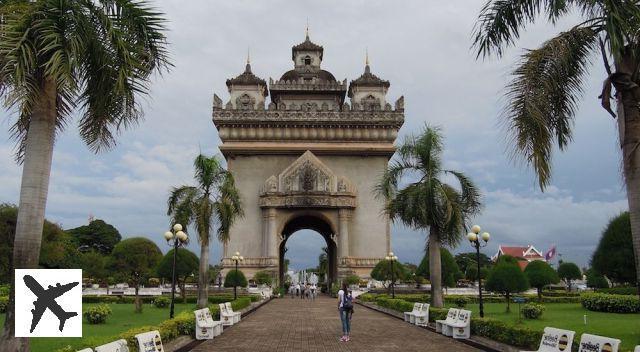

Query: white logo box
left=15, top=269, right=82, bottom=337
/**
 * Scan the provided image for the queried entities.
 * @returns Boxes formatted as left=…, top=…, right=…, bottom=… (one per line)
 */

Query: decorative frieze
left=339, top=257, right=383, bottom=268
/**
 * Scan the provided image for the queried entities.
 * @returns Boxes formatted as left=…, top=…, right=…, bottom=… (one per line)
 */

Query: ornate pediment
left=259, top=151, right=356, bottom=208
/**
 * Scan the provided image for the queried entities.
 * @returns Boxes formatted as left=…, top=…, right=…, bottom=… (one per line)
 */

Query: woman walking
left=337, top=282, right=353, bottom=342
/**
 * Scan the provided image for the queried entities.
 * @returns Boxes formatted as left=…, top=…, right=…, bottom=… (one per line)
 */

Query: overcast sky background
left=0, top=0, right=629, bottom=271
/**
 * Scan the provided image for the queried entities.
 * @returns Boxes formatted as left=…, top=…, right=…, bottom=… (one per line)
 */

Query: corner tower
left=212, top=34, right=404, bottom=286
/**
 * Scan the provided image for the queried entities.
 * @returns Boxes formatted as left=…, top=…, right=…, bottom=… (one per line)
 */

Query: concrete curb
left=172, top=297, right=274, bottom=352
left=355, top=301, right=519, bottom=352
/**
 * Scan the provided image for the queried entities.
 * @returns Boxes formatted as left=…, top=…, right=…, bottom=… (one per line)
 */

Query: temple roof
left=226, top=63, right=268, bottom=96
left=279, top=69, right=337, bottom=82
left=292, top=35, right=324, bottom=60
left=348, top=64, right=390, bottom=97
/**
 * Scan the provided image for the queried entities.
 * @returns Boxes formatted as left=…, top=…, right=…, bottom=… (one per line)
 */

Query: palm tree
left=0, top=0, right=169, bottom=348
left=376, top=125, right=482, bottom=307
left=473, top=0, right=640, bottom=295
left=167, top=154, right=243, bottom=309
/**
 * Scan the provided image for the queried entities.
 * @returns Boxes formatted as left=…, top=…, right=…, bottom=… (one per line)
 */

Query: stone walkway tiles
left=193, top=295, right=481, bottom=352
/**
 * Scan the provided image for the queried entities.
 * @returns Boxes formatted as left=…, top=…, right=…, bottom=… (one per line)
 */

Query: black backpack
left=343, top=292, right=353, bottom=310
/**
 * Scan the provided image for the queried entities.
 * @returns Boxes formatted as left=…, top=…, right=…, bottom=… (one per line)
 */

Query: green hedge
left=0, top=296, right=8, bottom=313
left=57, top=297, right=253, bottom=352
left=361, top=293, right=579, bottom=304
left=82, top=294, right=260, bottom=305
left=581, top=292, right=640, bottom=313
left=369, top=296, right=542, bottom=350
left=541, top=291, right=580, bottom=297
left=596, top=287, right=638, bottom=296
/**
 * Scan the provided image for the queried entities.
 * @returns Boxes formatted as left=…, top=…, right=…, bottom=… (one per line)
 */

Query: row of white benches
left=403, top=304, right=472, bottom=339
left=75, top=302, right=244, bottom=352
left=525, top=327, right=639, bottom=352
left=404, top=304, right=639, bottom=352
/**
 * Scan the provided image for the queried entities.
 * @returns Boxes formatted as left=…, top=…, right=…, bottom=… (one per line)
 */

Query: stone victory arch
left=212, top=34, right=404, bottom=285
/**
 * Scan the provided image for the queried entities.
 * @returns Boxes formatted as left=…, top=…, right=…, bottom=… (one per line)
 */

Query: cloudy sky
left=0, top=0, right=628, bottom=271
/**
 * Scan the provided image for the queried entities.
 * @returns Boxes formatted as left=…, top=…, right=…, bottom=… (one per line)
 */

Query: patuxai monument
left=212, top=33, right=404, bottom=287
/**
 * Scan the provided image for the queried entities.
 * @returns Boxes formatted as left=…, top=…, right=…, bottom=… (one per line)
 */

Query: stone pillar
left=267, top=208, right=278, bottom=258
left=338, top=209, right=351, bottom=260
left=262, top=209, right=269, bottom=257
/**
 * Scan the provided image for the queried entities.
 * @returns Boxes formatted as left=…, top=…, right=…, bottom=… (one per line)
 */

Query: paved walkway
left=193, top=295, right=481, bottom=352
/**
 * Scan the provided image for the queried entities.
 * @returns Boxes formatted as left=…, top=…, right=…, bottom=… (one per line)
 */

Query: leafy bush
left=153, top=296, right=170, bottom=308
left=253, top=270, right=273, bottom=286
left=521, top=303, right=545, bottom=319
left=343, top=275, right=360, bottom=286
left=541, top=291, right=579, bottom=297
left=581, top=292, right=640, bottom=313
left=83, top=304, right=112, bottom=324
left=596, top=286, right=637, bottom=296
left=454, top=296, right=468, bottom=308
left=0, top=296, right=8, bottom=313
left=0, top=285, right=10, bottom=296
left=224, top=269, right=248, bottom=288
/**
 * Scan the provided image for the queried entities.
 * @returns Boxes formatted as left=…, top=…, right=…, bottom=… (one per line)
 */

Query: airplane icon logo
left=23, top=275, right=79, bottom=333
left=15, top=269, right=82, bottom=337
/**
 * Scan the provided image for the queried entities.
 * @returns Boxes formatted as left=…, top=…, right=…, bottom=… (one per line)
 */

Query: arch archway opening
left=279, top=215, right=337, bottom=292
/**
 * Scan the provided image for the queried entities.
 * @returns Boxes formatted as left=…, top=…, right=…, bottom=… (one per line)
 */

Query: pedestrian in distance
left=338, top=282, right=354, bottom=342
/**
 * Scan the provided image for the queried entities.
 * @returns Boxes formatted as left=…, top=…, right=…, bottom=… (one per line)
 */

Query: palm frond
left=472, top=0, right=572, bottom=58
left=502, top=25, right=598, bottom=189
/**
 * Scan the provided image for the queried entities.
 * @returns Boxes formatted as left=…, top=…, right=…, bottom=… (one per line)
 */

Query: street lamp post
left=385, top=252, right=398, bottom=299
left=231, top=251, right=244, bottom=300
left=163, top=224, right=188, bottom=319
left=467, top=224, right=490, bottom=318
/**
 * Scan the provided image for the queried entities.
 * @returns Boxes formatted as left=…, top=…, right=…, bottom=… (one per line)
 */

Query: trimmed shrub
left=343, top=274, right=360, bottom=286
left=224, top=270, right=248, bottom=288
left=581, top=292, right=640, bottom=313
left=253, top=270, right=273, bottom=286
left=0, top=296, right=8, bottom=313
left=83, top=304, right=112, bottom=324
left=454, top=296, right=468, bottom=308
left=521, top=303, right=545, bottom=319
left=596, top=286, right=638, bottom=296
left=153, top=296, right=170, bottom=308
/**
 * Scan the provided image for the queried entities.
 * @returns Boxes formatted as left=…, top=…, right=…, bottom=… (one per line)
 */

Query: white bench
left=635, top=345, right=640, bottom=352
left=135, top=330, right=164, bottom=352
left=521, top=327, right=575, bottom=352
left=578, top=333, right=620, bottom=352
left=225, top=302, right=242, bottom=323
left=445, top=309, right=471, bottom=339
left=94, top=339, right=128, bottom=352
left=414, top=303, right=430, bottom=327
left=219, top=303, right=241, bottom=325
left=194, top=307, right=223, bottom=340
left=403, top=303, right=423, bottom=323
left=77, top=349, right=94, bottom=352
left=435, top=308, right=459, bottom=334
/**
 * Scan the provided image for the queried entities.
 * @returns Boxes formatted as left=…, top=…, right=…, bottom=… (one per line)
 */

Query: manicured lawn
left=449, top=302, right=640, bottom=352
left=1, top=302, right=195, bottom=352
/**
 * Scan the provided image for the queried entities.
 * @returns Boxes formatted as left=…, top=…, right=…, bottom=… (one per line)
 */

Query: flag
left=544, top=245, right=556, bottom=261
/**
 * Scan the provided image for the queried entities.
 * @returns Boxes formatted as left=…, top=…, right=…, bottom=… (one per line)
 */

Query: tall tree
left=67, top=219, right=122, bottom=254
left=156, top=248, right=199, bottom=303
left=376, top=125, right=482, bottom=307
left=524, top=260, right=560, bottom=301
left=592, top=211, right=636, bottom=285
left=485, top=260, right=530, bottom=312
left=558, top=262, right=582, bottom=291
left=473, top=0, right=640, bottom=296
left=107, top=237, right=162, bottom=313
left=167, top=154, right=243, bottom=308
left=0, top=0, right=170, bottom=348
left=417, top=247, right=463, bottom=288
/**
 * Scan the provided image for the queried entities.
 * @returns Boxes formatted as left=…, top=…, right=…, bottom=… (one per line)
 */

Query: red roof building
left=492, top=245, right=546, bottom=270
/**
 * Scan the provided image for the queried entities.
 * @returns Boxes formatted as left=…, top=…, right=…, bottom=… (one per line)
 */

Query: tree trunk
left=197, top=240, right=210, bottom=308
left=0, top=78, right=57, bottom=351
left=135, top=285, right=142, bottom=313
left=614, top=55, right=640, bottom=297
left=537, top=287, right=542, bottom=302
left=428, top=229, right=444, bottom=308
left=506, top=291, right=511, bottom=312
